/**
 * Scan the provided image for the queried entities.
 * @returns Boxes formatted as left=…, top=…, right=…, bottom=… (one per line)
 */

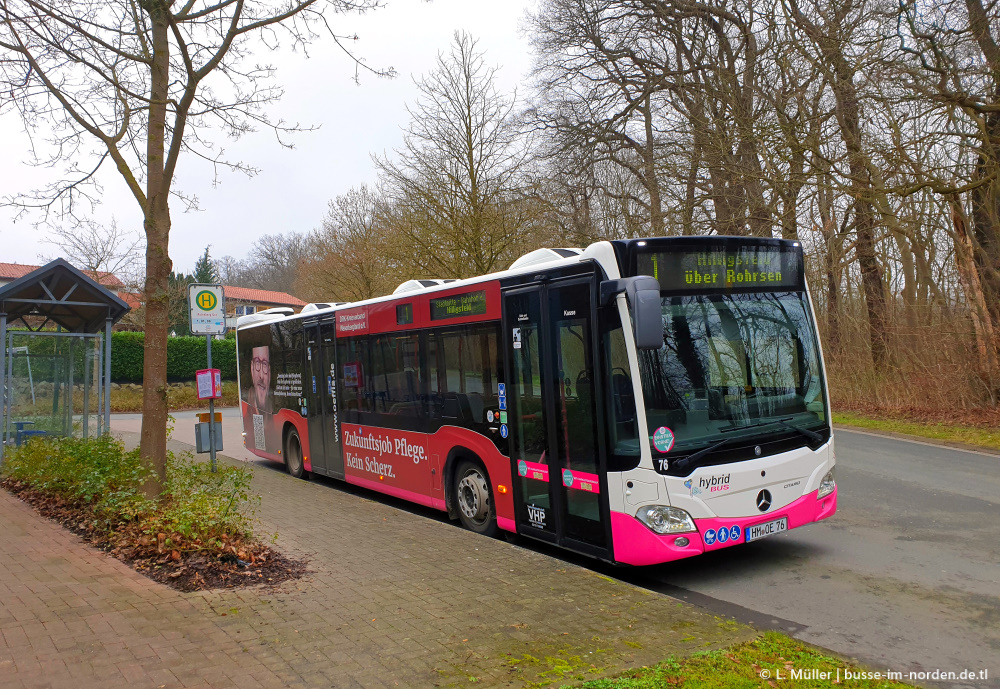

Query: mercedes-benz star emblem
left=756, top=489, right=772, bottom=512
left=754, top=445, right=762, bottom=456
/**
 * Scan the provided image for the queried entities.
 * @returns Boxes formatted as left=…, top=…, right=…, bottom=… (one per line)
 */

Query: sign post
left=189, top=284, right=226, bottom=472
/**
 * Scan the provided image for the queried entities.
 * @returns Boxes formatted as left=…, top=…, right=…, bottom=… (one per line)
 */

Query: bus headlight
left=636, top=505, right=696, bottom=534
left=818, top=469, right=836, bottom=498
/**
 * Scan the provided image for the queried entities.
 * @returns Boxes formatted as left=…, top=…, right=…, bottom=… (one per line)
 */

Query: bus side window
left=427, top=324, right=502, bottom=429
left=370, top=333, right=424, bottom=419
left=336, top=336, right=371, bottom=423
left=603, top=307, right=641, bottom=472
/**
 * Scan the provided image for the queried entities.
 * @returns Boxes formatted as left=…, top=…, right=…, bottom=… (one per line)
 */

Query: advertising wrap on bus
left=342, top=424, right=428, bottom=485
left=237, top=236, right=836, bottom=567
left=238, top=321, right=306, bottom=459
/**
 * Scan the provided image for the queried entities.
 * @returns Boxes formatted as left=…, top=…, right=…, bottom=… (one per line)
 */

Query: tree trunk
left=139, top=2, right=172, bottom=498
left=891, top=230, right=918, bottom=337
left=683, top=139, right=700, bottom=236
left=787, top=0, right=889, bottom=365
left=952, top=195, right=998, bottom=373
left=641, top=96, right=664, bottom=236
left=963, top=0, right=1000, bottom=330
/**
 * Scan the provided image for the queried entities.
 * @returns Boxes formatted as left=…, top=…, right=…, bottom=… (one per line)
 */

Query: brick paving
left=0, top=430, right=755, bottom=688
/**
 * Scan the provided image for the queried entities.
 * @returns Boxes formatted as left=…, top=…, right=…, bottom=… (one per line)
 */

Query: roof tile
left=0, top=261, right=125, bottom=288
left=223, top=286, right=306, bottom=307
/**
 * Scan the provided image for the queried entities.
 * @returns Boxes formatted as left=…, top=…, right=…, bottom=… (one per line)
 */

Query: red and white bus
left=236, top=236, right=837, bottom=565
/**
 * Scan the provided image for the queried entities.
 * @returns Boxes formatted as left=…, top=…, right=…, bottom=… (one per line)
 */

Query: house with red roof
left=0, top=262, right=125, bottom=291
left=222, top=286, right=307, bottom=328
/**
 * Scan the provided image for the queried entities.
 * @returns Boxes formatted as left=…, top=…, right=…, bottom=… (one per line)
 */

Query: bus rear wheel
left=285, top=428, right=306, bottom=479
left=454, top=460, right=498, bottom=537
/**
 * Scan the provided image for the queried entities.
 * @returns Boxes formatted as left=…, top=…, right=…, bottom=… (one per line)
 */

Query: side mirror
left=600, top=276, right=664, bottom=350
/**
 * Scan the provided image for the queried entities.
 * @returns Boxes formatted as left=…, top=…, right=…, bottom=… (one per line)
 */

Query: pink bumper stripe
left=611, top=487, right=838, bottom=566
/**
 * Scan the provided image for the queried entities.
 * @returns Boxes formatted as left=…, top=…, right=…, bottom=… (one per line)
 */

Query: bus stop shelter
left=0, top=259, right=130, bottom=459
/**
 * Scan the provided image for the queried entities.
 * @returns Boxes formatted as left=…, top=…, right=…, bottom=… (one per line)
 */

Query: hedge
left=110, top=332, right=237, bottom=383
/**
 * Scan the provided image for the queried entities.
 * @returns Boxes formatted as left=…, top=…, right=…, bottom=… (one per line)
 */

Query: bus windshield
left=637, top=290, right=828, bottom=461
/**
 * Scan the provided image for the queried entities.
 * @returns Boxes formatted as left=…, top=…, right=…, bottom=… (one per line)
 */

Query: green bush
left=2, top=434, right=149, bottom=522
left=1, top=434, right=258, bottom=543
left=111, top=331, right=145, bottom=382
left=110, top=332, right=237, bottom=383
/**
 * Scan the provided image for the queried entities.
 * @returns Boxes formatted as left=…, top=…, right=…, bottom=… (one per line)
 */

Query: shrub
left=2, top=434, right=150, bottom=521
left=1, top=434, right=258, bottom=545
left=111, top=331, right=146, bottom=382
left=110, top=332, right=237, bottom=383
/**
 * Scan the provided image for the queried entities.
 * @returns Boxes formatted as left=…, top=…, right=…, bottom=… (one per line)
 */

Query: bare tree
left=1, top=0, right=389, bottom=496
left=784, top=0, right=892, bottom=365
left=376, top=31, right=535, bottom=278
left=895, top=0, right=1000, bottom=359
left=297, top=184, right=400, bottom=301
left=42, top=218, right=144, bottom=280
left=217, top=232, right=311, bottom=294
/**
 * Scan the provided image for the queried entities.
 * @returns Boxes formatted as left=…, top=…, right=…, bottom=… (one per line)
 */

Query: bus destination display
left=430, top=290, right=487, bottom=320
left=638, top=246, right=802, bottom=292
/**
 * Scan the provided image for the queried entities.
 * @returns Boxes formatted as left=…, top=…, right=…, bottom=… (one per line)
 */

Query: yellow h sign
left=196, top=290, right=217, bottom=310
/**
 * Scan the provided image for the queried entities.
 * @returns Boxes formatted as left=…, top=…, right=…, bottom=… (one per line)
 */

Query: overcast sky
left=0, top=0, right=536, bottom=274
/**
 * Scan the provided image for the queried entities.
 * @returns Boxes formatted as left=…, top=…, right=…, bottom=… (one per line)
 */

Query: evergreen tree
left=193, top=246, right=219, bottom=284
left=167, top=271, right=193, bottom=335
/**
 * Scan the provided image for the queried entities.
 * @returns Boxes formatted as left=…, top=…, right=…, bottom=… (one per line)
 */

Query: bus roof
left=235, top=235, right=801, bottom=331
left=236, top=241, right=620, bottom=331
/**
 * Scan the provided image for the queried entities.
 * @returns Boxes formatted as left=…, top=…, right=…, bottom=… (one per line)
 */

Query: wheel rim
left=457, top=467, right=490, bottom=525
left=288, top=435, right=302, bottom=473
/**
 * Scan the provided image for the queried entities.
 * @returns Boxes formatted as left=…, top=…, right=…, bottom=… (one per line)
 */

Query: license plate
left=745, top=517, right=788, bottom=542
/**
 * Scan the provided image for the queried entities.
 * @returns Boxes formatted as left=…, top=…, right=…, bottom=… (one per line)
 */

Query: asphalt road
left=624, top=429, right=1000, bottom=688
left=113, top=413, right=999, bottom=686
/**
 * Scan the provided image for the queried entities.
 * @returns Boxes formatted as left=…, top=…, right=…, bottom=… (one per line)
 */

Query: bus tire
left=284, top=427, right=306, bottom=479
left=454, top=459, right=498, bottom=537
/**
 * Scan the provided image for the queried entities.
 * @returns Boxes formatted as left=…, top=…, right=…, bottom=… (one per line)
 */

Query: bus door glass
left=321, top=321, right=344, bottom=478
left=504, top=279, right=609, bottom=553
left=549, top=280, right=606, bottom=549
left=305, top=323, right=329, bottom=475
left=504, top=289, right=557, bottom=539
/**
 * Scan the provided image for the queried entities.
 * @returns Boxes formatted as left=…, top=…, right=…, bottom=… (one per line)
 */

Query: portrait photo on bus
left=239, top=325, right=284, bottom=454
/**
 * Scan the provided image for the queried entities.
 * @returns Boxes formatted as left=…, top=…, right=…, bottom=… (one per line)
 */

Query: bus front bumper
left=611, top=487, right=838, bottom=566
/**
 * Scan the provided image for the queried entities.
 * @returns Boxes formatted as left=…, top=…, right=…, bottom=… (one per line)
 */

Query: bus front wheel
left=454, top=460, right=498, bottom=537
left=285, top=427, right=306, bottom=479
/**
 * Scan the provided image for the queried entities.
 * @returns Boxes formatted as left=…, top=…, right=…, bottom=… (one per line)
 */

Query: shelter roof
left=0, top=259, right=130, bottom=333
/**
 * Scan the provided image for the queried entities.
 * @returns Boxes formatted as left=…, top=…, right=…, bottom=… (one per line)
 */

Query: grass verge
left=575, top=631, right=914, bottom=688
left=832, top=411, right=1000, bottom=453
left=1, top=433, right=303, bottom=590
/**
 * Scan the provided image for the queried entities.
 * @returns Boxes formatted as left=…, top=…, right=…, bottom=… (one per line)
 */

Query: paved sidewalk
left=0, top=431, right=755, bottom=689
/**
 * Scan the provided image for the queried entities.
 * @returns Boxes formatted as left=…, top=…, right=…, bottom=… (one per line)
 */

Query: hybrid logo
left=699, top=474, right=731, bottom=493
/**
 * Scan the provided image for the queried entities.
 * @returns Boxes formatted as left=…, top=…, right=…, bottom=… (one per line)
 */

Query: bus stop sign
left=188, top=284, right=226, bottom=335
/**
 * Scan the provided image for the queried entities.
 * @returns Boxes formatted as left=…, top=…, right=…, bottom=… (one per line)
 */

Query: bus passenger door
left=547, top=279, right=608, bottom=553
left=503, top=279, right=610, bottom=558
left=504, top=288, right=558, bottom=542
left=305, top=324, right=331, bottom=476
left=321, top=321, right=344, bottom=478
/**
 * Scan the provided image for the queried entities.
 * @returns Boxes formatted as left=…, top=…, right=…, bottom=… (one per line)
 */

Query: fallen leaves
left=2, top=478, right=306, bottom=592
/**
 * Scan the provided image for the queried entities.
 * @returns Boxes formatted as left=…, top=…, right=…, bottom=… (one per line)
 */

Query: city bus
left=235, top=236, right=837, bottom=565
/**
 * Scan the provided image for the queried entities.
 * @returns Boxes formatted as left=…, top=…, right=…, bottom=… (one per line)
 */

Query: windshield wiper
left=721, top=417, right=824, bottom=443
left=672, top=437, right=731, bottom=471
